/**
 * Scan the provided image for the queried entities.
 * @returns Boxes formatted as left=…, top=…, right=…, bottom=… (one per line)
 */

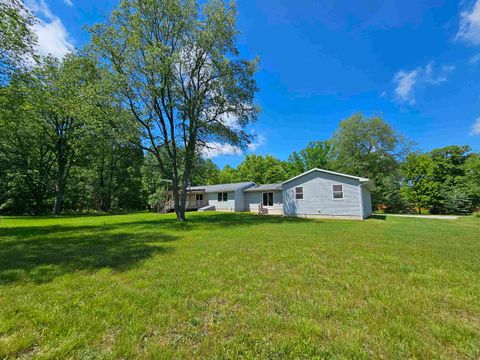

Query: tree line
left=1, top=0, right=479, bottom=217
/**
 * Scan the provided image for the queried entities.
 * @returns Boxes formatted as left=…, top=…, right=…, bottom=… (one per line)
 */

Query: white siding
left=361, top=185, right=372, bottom=218
left=244, top=191, right=283, bottom=214
left=207, top=191, right=235, bottom=211
left=282, top=171, right=363, bottom=218
left=234, top=188, right=247, bottom=212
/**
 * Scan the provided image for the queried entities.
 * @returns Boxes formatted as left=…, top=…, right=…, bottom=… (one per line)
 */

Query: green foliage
left=286, top=140, right=333, bottom=177
left=380, top=174, right=414, bottom=214
left=217, top=165, right=239, bottom=184
left=88, top=0, right=259, bottom=220
left=401, top=153, right=440, bottom=214
left=331, top=113, right=409, bottom=207
left=463, top=154, right=480, bottom=208
left=0, top=0, right=37, bottom=83
left=443, top=188, right=474, bottom=215
left=236, top=154, right=289, bottom=184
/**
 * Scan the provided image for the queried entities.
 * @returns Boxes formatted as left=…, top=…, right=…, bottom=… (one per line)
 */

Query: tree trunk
left=53, top=182, right=65, bottom=214
left=52, top=135, right=71, bottom=215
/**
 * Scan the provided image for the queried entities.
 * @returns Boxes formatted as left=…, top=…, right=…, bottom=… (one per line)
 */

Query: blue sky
left=26, top=0, right=480, bottom=168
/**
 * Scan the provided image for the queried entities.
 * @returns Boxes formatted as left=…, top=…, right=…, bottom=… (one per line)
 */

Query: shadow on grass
left=369, top=215, right=387, bottom=220
left=0, top=213, right=313, bottom=236
left=0, top=213, right=313, bottom=284
left=0, top=227, right=177, bottom=284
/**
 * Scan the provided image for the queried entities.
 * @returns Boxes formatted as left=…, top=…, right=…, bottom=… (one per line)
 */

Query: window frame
left=217, top=192, right=228, bottom=202
left=332, top=184, right=344, bottom=200
left=295, top=187, right=303, bottom=200
left=262, top=192, right=274, bottom=207
left=196, top=194, right=203, bottom=201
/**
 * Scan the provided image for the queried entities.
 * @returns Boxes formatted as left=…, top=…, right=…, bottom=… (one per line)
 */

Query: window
left=217, top=192, right=227, bottom=202
left=196, top=194, right=203, bottom=201
left=295, top=187, right=303, bottom=200
left=262, top=192, right=273, bottom=206
left=333, top=184, right=343, bottom=199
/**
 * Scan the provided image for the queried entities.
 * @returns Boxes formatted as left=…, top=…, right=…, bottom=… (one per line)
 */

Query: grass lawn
left=0, top=212, right=479, bottom=359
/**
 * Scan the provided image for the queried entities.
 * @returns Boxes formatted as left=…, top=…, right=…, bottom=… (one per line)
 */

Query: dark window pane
left=333, top=185, right=343, bottom=192
left=223, top=192, right=228, bottom=201
left=268, top=192, right=273, bottom=206
left=218, top=193, right=222, bottom=201
left=295, top=187, right=303, bottom=199
left=333, top=192, right=343, bottom=199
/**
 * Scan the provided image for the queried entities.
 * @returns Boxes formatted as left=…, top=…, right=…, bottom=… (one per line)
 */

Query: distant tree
left=236, top=154, right=288, bottom=184
left=331, top=113, right=410, bottom=207
left=463, top=154, right=480, bottom=209
left=401, top=153, right=440, bottom=214
left=427, top=145, right=472, bottom=213
left=0, top=78, right=54, bottom=214
left=217, top=165, right=239, bottom=184
left=287, top=140, right=332, bottom=176
left=443, top=188, right=474, bottom=215
left=0, top=0, right=37, bottom=83
left=25, top=55, right=103, bottom=214
left=381, top=174, right=413, bottom=214
left=191, top=158, right=220, bottom=185
left=89, top=0, right=259, bottom=221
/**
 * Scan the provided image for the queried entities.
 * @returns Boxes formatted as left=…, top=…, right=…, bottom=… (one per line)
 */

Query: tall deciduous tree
left=287, top=140, right=332, bottom=176
left=401, top=153, right=440, bottom=214
left=236, top=154, right=288, bottom=184
left=89, top=0, right=259, bottom=221
left=26, top=55, right=102, bottom=214
left=331, top=113, right=410, bottom=207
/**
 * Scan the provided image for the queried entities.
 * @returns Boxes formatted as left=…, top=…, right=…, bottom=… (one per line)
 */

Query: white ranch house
left=178, top=168, right=375, bottom=220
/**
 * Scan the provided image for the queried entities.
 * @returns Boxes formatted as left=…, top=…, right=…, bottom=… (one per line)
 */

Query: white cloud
left=470, top=117, right=480, bottom=135
left=393, top=62, right=455, bottom=104
left=247, top=133, right=266, bottom=151
left=219, top=113, right=241, bottom=130
left=26, top=0, right=74, bottom=59
left=457, top=0, right=480, bottom=46
left=393, top=69, right=418, bottom=104
left=469, top=52, right=480, bottom=63
left=201, top=142, right=242, bottom=158
left=63, top=0, right=73, bottom=6
left=201, top=132, right=266, bottom=158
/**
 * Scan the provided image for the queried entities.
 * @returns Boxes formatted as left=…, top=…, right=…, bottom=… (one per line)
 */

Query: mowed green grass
left=0, top=212, right=479, bottom=359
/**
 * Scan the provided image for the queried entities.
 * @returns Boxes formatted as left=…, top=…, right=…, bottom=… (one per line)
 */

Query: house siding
left=361, top=185, right=372, bottom=218
left=207, top=191, right=236, bottom=211
left=244, top=191, right=283, bottom=214
left=282, top=171, right=363, bottom=218
left=234, top=188, right=247, bottom=212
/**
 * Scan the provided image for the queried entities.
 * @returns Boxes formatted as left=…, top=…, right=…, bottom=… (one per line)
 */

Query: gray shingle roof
left=187, top=182, right=255, bottom=193
left=243, top=184, right=282, bottom=192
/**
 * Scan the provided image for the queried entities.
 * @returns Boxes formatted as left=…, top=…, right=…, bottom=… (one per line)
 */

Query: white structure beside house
left=181, top=168, right=375, bottom=219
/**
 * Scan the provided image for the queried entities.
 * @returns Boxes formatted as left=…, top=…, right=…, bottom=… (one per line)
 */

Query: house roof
left=243, top=184, right=282, bottom=192
left=187, top=182, right=255, bottom=193
left=282, top=168, right=375, bottom=191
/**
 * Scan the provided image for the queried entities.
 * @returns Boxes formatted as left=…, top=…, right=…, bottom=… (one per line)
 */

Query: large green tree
left=287, top=140, right=333, bottom=177
left=464, top=154, right=480, bottom=208
left=236, top=154, right=288, bottom=184
left=331, top=113, right=410, bottom=207
left=401, top=153, right=440, bottom=214
left=89, top=0, right=259, bottom=221
left=0, top=76, right=54, bottom=214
